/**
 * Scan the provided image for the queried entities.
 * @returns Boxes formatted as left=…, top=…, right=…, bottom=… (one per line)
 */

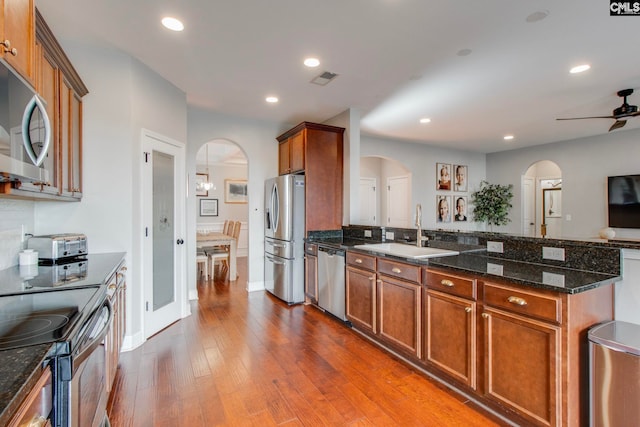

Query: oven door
left=55, top=299, right=112, bottom=427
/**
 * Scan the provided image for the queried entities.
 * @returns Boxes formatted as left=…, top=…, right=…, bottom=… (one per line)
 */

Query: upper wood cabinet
left=1, top=0, right=35, bottom=84
left=276, top=122, right=344, bottom=233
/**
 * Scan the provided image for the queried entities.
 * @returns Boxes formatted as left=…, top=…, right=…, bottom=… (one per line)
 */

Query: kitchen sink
left=352, top=242, right=459, bottom=259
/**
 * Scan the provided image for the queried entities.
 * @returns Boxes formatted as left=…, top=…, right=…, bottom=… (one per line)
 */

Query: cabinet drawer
left=347, top=251, right=376, bottom=271
left=424, top=269, right=476, bottom=300
left=378, top=258, right=421, bottom=284
left=483, top=282, right=562, bottom=324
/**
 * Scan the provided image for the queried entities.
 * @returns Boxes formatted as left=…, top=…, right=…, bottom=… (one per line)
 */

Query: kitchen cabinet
left=423, top=269, right=477, bottom=390
left=345, top=251, right=376, bottom=334
left=1, top=0, right=35, bottom=84
left=276, top=122, right=344, bottom=233
left=105, top=262, right=127, bottom=394
left=7, top=368, right=52, bottom=427
left=376, top=258, right=422, bottom=358
left=2, top=10, right=87, bottom=200
left=304, top=243, right=318, bottom=303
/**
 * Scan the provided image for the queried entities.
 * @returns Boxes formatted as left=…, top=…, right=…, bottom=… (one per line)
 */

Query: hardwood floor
left=107, top=259, right=507, bottom=426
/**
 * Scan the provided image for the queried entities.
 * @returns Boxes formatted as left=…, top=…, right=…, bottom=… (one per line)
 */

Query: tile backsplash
left=0, top=199, right=34, bottom=268
left=0, top=228, right=24, bottom=269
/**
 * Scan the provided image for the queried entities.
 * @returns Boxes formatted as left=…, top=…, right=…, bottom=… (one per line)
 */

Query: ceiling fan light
left=570, top=64, right=590, bottom=74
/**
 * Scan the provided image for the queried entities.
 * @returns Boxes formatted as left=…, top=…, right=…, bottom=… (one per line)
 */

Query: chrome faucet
left=415, top=204, right=427, bottom=247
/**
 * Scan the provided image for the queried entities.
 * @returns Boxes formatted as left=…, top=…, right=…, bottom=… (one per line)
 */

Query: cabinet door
left=2, top=0, right=34, bottom=83
left=377, top=274, right=421, bottom=357
left=425, top=290, right=476, bottom=389
left=278, top=139, right=290, bottom=175
left=59, top=76, right=81, bottom=198
left=305, top=254, right=318, bottom=302
left=482, top=307, right=560, bottom=427
left=288, top=131, right=305, bottom=173
left=346, top=266, right=376, bottom=334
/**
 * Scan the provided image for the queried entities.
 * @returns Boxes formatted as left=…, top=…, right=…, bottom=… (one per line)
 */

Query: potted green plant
left=471, top=180, right=514, bottom=230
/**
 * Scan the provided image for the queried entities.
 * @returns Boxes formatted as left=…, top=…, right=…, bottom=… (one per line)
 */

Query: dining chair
left=222, top=220, right=231, bottom=235
left=196, top=250, right=208, bottom=280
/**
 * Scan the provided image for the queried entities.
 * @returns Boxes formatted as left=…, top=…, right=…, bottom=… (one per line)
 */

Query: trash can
left=589, top=320, right=640, bottom=427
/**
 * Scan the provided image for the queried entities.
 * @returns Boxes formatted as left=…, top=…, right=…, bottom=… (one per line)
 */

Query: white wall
left=360, top=134, right=487, bottom=230
left=487, top=128, right=640, bottom=239
left=0, top=199, right=34, bottom=269
left=32, top=42, right=188, bottom=349
left=187, top=108, right=284, bottom=294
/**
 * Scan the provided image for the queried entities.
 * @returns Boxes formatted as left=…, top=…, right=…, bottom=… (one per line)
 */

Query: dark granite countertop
left=0, top=252, right=126, bottom=424
left=306, top=237, right=620, bottom=294
left=0, top=344, right=52, bottom=426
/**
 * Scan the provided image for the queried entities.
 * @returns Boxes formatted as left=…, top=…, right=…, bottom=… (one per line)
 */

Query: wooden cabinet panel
left=482, top=306, right=560, bottom=427
left=7, top=368, right=51, bottom=427
left=425, top=290, right=476, bottom=389
left=378, top=258, right=421, bottom=284
left=278, top=139, right=290, bottom=175
left=424, top=269, right=476, bottom=300
left=346, top=265, right=376, bottom=334
left=377, top=274, right=421, bottom=357
left=2, top=0, right=35, bottom=83
left=289, top=131, right=304, bottom=173
left=304, top=244, right=318, bottom=303
left=346, top=251, right=375, bottom=271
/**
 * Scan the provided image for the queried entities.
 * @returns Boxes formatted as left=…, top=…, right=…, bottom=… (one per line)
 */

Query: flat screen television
left=608, top=174, right=640, bottom=228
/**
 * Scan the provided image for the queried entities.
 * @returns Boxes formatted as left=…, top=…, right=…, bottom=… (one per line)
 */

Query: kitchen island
left=307, top=227, right=620, bottom=427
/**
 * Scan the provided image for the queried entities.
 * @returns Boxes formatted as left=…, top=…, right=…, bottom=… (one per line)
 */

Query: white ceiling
left=35, top=0, right=640, bottom=154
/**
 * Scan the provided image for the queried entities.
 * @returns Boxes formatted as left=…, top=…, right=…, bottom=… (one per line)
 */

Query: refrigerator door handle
left=271, top=183, right=279, bottom=233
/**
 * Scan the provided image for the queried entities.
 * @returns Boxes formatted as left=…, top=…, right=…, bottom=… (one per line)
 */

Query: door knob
left=176, top=239, right=184, bottom=245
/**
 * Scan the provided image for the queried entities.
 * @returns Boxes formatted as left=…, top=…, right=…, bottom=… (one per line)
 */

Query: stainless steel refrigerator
left=264, top=174, right=305, bottom=304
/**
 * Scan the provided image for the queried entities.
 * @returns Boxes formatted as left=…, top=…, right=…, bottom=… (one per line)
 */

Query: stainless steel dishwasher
left=317, top=246, right=346, bottom=321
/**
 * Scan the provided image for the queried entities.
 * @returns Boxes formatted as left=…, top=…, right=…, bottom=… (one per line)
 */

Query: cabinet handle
left=108, top=283, right=117, bottom=290
left=1, top=40, right=17, bottom=56
left=465, top=307, right=472, bottom=313
left=441, top=279, right=454, bottom=287
left=369, top=276, right=375, bottom=281
left=355, top=258, right=363, bottom=264
left=507, top=296, right=528, bottom=306
left=121, top=266, right=128, bottom=272
left=27, top=415, right=48, bottom=427
left=376, top=279, right=382, bottom=284
left=392, top=267, right=402, bottom=274
left=482, top=313, right=489, bottom=319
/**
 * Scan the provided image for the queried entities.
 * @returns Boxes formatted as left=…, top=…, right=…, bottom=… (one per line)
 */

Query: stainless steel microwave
left=0, top=59, right=51, bottom=183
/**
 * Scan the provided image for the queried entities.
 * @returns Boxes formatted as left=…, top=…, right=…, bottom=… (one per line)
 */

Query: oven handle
left=72, top=299, right=112, bottom=370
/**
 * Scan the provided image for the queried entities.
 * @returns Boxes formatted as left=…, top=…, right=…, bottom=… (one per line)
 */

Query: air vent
left=310, top=71, right=339, bottom=86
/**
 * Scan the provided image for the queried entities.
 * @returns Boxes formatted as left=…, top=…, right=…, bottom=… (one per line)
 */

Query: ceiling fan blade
left=556, top=115, right=616, bottom=121
left=609, top=120, right=627, bottom=132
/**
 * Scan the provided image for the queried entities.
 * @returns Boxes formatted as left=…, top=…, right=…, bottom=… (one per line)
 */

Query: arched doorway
left=522, top=160, right=562, bottom=238
left=195, top=140, right=248, bottom=277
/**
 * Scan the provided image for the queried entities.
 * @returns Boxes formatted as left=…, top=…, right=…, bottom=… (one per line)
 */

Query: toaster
left=27, top=233, right=88, bottom=262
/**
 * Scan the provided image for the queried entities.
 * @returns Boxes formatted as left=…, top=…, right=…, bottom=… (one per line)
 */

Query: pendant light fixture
left=197, top=143, right=215, bottom=192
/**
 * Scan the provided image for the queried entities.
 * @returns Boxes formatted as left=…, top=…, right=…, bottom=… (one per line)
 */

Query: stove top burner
left=0, top=309, right=78, bottom=350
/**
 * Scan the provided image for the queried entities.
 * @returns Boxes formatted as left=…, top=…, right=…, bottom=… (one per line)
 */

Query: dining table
left=196, top=232, right=237, bottom=279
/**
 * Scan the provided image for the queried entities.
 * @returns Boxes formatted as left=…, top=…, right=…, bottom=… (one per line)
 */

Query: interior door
left=359, top=177, right=377, bottom=225
left=387, top=175, right=410, bottom=227
left=142, top=130, right=187, bottom=339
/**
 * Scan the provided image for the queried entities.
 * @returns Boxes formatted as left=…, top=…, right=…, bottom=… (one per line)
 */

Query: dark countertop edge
left=306, top=237, right=619, bottom=294
left=0, top=344, right=52, bottom=426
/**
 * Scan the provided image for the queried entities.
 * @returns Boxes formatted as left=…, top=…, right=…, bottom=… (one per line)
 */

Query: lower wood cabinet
left=105, top=263, right=126, bottom=394
left=345, top=256, right=614, bottom=427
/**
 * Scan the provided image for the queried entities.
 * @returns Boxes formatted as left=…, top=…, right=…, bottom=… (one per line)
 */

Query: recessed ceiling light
left=570, top=64, right=591, bottom=74
left=504, top=135, right=514, bottom=140
left=457, top=49, right=472, bottom=57
left=304, top=57, right=320, bottom=67
left=419, top=118, right=431, bottom=124
left=162, top=17, right=184, bottom=32
left=526, top=10, right=549, bottom=23
left=266, top=96, right=279, bottom=103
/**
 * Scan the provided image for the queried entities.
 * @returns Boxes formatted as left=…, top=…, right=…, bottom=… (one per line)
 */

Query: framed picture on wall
left=195, top=173, right=209, bottom=197
left=436, top=163, right=451, bottom=190
left=200, top=199, right=219, bottom=216
left=436, top=195, right=451, bottom=223
left=225, top=179, right=248, bottom=204
left=453, top=196, right=468, bottom=222
left=453, top=164, right=468, bottom=192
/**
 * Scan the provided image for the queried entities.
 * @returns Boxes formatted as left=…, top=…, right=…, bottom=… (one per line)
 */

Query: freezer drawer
left=589, top=320, right=640, bottom=427
left=265, top=236, right=296, bottom=259
left=264, top=252, right=304, bottom=304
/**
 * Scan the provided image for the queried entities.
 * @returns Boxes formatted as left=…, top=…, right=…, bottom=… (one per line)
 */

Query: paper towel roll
left=19, top=264, right=38, bottom=279
left=19, top=249, right=38, bottom=266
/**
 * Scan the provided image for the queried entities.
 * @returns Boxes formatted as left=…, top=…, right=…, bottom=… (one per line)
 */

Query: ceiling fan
left=556, top=89, right=640, bottom=132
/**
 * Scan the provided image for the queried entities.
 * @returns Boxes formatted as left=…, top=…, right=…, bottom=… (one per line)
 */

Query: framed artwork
left=195, top=173, right=209, bottom=197
left=225, top=179, right=248, bottom=204
left=200, top=199, right=219, bottom=216
left=453, top=196, right=468, bottom=222
left=436, top=163, right=451, bottom=190
left=543, top=188, right=562, bottom=218
left=436, top=195, right=451, bottom=223
left=453, top=164, right=468, bottom=192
